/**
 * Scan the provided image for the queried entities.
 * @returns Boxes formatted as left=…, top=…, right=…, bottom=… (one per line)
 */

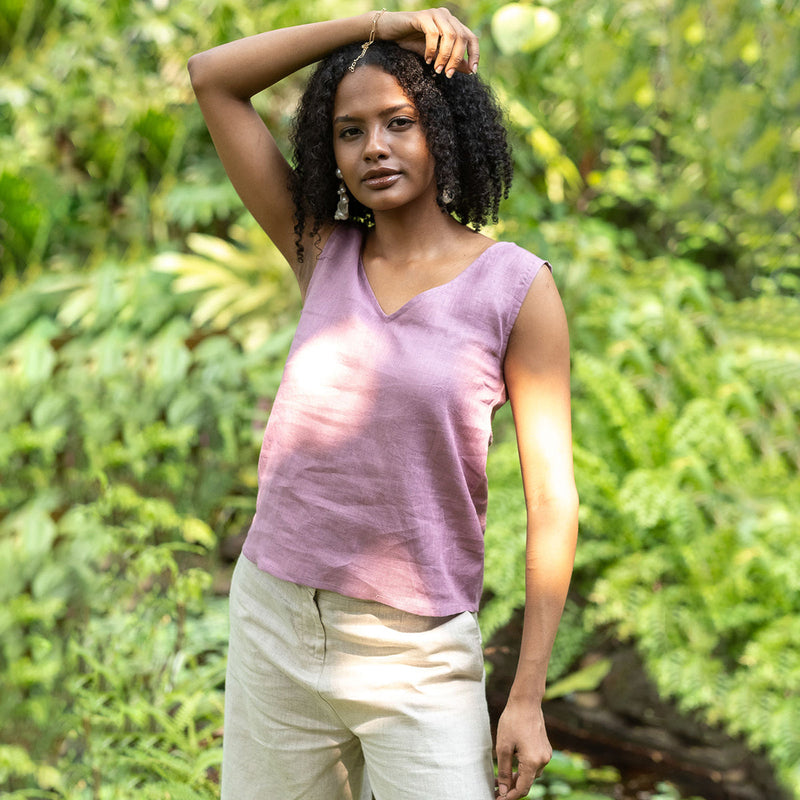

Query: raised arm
left=497, top=267, right=579, bottom=800
left=187, top=10, right=479, bottom=293
left=188, top=14, right=375, bottom=290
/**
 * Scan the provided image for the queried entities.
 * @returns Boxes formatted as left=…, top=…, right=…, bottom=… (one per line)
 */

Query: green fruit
left=491, top=4, right=561, bottom=54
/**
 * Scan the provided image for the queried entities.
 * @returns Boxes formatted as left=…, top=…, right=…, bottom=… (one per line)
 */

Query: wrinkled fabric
left=243, top=224, right=548, bottom=616
left=221, top=555, right=494, bottom=800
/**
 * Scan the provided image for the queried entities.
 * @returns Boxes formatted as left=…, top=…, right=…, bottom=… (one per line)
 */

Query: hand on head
left=377, top=8, right=479, bottom=77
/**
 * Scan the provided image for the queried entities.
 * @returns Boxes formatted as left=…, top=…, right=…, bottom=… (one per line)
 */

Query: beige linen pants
left=221, top=556, right=495, bottom=800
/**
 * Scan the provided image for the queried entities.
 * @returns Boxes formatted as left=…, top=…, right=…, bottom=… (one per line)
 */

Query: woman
left=189, top=9, right=578, bottom=800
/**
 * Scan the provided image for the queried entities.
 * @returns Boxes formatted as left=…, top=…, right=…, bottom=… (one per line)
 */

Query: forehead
left=333, top=65, right=414, bottom=117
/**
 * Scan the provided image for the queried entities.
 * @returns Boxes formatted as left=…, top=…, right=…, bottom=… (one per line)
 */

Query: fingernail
left=446, top=68, right=454, bottom=78
left=435, top=64, right=443, bottom=73
left=499, top=786, right=508, bottom=797
left=471, top=63, right=478, bottom=74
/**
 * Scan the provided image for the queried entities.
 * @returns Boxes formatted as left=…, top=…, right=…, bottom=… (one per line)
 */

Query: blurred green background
left=1, top=0, right=798, bottom=798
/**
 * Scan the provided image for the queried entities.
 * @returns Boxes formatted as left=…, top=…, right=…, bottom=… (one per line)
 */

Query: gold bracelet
left=349, top=8, right=387, bottom=72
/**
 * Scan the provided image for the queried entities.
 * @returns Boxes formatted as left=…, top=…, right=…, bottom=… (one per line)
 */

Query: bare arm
left=187, top=10, right=479, bottom=294
left=187, top=15, right=375, bottom=291
left=496, top=267, right=579, bottom=800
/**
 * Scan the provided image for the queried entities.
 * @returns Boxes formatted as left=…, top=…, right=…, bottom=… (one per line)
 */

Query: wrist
left=508, top=673, right=547, bottom=705
left=372, top=8, right=390, bottom=40
left=509, top=688, right=545, bottom=704
left=348, top=8, right=387, bottom=71
left=365, top=8, right=387, bottom=40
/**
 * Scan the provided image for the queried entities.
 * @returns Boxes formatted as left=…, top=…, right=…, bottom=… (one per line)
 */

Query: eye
left=389, top=116, right=415, bottom=130
left=338, top=126, right=362, bottom=140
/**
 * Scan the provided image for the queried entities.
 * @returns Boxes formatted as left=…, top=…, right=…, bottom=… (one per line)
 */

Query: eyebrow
left=333, top=103, right=416, bottom=125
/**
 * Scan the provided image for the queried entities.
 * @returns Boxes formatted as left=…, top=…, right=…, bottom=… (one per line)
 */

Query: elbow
left=187, top=51, right=212, bottom=93
left=564, top=482, right=580, bottom=522
left=528, top=481, right=579, bottom=513
left=527, top=484, right=580, bottom=533
left=554, top=485, right=580, bottom=528
left=187, top=50, right=248, bottom=102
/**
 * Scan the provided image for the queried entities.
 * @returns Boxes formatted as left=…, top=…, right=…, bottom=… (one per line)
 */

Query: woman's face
left=332, top=65, right=437, bottom=215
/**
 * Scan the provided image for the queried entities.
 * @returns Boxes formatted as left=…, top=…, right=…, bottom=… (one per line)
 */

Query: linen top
left=242, top=224, right=548, bottom=616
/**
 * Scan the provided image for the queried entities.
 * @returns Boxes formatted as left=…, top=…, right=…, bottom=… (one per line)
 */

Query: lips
left=362, top=168, right=402, bottom=189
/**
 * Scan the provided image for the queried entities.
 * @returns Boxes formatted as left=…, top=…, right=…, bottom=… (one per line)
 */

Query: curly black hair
left=288, top=40, right=513, bottom=262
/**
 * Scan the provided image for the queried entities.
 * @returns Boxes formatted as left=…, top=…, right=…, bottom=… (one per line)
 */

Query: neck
left=367, top=199, right=466, bottom=264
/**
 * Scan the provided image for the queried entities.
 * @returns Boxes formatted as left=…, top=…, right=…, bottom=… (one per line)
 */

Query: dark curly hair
left=288, top=40, right=513, bottom=261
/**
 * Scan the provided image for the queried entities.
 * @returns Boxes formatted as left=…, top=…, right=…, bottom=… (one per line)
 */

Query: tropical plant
left=484, top=215, right=800, bottom=795
left=2, top=0, right=798, bottom=797
left=0, top=247, right=298, bottom=796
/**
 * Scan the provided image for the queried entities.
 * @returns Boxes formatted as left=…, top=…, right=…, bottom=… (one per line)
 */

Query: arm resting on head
left=187, top=9, right=479, bottom=292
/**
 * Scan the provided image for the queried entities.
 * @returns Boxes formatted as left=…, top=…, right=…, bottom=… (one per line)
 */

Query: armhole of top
left=501, top=250, right=552, bottom=356
left=496, top=253, right=552, bottom=409
left=303, top=224, right=353, bottom=302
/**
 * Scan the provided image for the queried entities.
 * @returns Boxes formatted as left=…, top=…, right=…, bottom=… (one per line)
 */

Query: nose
left=363, top=124, right=389, bottom=161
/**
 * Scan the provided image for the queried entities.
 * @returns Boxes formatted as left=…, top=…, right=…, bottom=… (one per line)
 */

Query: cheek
left=421, top=150, right=437, bottom=184
left=413, top=135, right=436, bottom=177
left=334, top=137, right=361, bottom=164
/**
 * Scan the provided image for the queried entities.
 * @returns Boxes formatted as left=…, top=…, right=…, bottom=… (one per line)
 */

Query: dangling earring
left=441, top=187, right=454, bottom=206
left=334, top=168, right=349, bottom=221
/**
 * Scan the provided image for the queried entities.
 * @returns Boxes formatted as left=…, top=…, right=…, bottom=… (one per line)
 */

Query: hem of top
left=239, top=552, right=480, bottom=619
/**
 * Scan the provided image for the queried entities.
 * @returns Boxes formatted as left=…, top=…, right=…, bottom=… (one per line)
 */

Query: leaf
left=186, top=232, right=253, bottom=272
left=545, top=658, right=612, bottom=699
left=182, top=518, right=216, bottom=548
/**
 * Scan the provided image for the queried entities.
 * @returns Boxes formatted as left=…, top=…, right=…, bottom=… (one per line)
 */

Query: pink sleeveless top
left=242, top=224, right=548, bottom=615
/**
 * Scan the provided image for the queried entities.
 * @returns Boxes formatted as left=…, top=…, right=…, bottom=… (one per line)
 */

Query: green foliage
left=0, top=233, right=299, bottom=796
left=485, top=0, right=800, bottom=295
left=0, top=479, right=230, bottom=797
left=484, top=216, right=800, bottom=795
left=503, top=749, right=703, bottom=800
left=153, top=225, right=298, bottom=349
left=3, top=0, right=797, bottom=293
left=0, top=0, right=371, bottom=275
left=2, top=0, right=798, bottom=797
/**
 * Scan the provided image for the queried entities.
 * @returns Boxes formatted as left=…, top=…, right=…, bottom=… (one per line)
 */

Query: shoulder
left=476, top=240, right=553, bottom=323
left=489, top=240, right=551, bottom=275
left=506, top=259, right=568, bottom=363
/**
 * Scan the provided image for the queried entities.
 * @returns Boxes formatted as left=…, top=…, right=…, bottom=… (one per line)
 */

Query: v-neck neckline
left=358, top=241, right=502, bottom=320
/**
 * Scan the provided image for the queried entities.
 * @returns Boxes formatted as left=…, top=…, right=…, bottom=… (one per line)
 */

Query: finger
left=442, top=23, right=471, bottom=76
left=496, top=744, right=514, bottom=798
left=434, top=26, right=457, bottom=74
left=503, top=785, right=524, bottom=800
left=426, top=9, right=458, bottom=73
left=507, top=761, right=536, bottom=800
left=462, top=26, right=480, bottom=73
left=443, top=22, right=479, bottom=77
left=415, top=15, right=442, bottom=65
left=444, top=31, right=469, bottom=77
left=499, top=775, right=525, bottom=800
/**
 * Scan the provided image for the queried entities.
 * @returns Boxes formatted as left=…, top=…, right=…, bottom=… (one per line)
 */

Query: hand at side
left=495, top=699, right=552, bottom=799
